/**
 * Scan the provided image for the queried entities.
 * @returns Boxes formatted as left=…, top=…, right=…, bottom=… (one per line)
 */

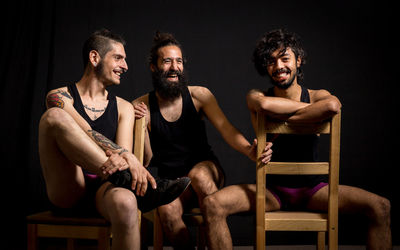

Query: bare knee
left=188, top=168, right=218, bottom=196
left=40, top=108, right=73, bottom=132
left=369, top=196, right=391, bottom=225
left=203, top=194, right=227, bottom=222
left=105, top=190, right=139, bottom=228
left=158, top=203, right=183, bottom=224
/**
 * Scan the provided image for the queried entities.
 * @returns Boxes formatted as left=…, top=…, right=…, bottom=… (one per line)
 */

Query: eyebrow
left=162, top=57, right=182, bottom=61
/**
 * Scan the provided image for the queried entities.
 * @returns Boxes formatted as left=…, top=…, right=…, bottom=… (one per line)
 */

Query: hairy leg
left=188, top=160, right=224, bottom=205
left=38, top=108, right=108, bottom=207
left=157, top=160, right=223, bottom=249
left=308, top=185, right=392, bottom=250
left=157, top=189, right=193, bottom=249
left=96, top=183, right=140, bottom=250
left=203, top=184, right=280, bottom=250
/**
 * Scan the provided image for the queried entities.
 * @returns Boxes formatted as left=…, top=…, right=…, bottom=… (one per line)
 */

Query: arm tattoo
left=88, top=129, right=127, bottom=154
left=46, top=90, right=72, bottom=109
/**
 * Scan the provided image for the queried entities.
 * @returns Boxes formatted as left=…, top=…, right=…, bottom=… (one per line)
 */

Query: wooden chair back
left=256, top=112, right=341, bottom=250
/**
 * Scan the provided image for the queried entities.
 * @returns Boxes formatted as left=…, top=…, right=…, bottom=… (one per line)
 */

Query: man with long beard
left=202, top=29, right=392, bottom=250
left=39, top=29, right=190, bottom=250
left=132, top=31, right=272, bottom=249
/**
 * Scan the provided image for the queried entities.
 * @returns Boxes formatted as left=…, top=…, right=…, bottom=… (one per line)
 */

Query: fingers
left=147, top=171, right=157, bottom=189
left=134, top=102, right=147, bottom=118
left=101, top=153, right=128, bottom=175
left=260, top=142, right=273, bottom=164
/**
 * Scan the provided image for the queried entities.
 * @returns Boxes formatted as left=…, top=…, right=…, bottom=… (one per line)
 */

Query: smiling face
left=152, top=45, right=184, bottom=81
left=150, top=45, right=188, bottom=100
left=266, top=47, right=301, bottom=89
left=93, top=42, right=128, bottom=86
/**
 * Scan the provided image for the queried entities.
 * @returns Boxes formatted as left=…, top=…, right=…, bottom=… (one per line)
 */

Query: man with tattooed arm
left=38, top=29, right=190, bottom=250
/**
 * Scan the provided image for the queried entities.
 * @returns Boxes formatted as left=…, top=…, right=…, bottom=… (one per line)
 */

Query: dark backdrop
left=2, top=0, right=395, bottom=249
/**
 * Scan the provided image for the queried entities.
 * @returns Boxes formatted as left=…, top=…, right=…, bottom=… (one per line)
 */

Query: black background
left=2, top=0, right=395, bottom=248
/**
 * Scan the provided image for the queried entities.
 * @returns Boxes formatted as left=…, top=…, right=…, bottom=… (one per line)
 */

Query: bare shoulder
left=189, top=86, right=214, bottom=102
left=308, top=88, right=333, bottom=102
left=131, top=93, right=149, bottom=106
left=247, top=88, right=265, bottom=98
left=46, top=86, right=73, bottom=109
left=116, top=96, right=134, bottom=113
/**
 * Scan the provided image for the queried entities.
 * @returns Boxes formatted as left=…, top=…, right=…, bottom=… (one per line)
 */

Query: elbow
left=326, top=97, right=342, bottom=115
left=246, top=89, right=265, bottom=113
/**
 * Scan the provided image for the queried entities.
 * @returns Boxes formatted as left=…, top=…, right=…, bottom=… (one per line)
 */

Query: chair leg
left=197, top=225, right=206, bottom=250
left=67, top=238, right=75, bottom=250
left=27, top=224, right=38, bottom=250
left=317, top=232, right=325, bottom=250
left=98, top=228, right=111, bottom=250
left=153, top=210, right=163, bottom=250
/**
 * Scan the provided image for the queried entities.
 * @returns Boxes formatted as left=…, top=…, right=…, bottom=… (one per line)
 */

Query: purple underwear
left=268, top=182, right=328, bottom=210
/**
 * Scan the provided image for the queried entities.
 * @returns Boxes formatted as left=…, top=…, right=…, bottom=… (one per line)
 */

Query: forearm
left=247, top=91, right=308, bottom=116
left=287, top=96, right=341, bottom=123
left=143, top=129, right=153, bottom=167
left=221, top=125, right=252, bottom=157
left=87, top=129, right=128, bottom=155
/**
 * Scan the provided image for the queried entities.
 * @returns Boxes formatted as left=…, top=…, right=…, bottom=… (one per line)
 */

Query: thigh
left=307, top=184, right=382, bottom=213
left=39, top=132, right=86, bottom=207
left=210, top=184, right=281, bottom=214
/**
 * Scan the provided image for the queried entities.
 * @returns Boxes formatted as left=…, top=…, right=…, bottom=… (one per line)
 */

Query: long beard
left=152, top=69, right=188, bottom=100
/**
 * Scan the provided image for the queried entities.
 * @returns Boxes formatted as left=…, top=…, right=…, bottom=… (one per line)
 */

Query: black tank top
left=67, top=83, right=118, bottom=142
left=265, top=85, right=327, bottom=187
left=148, top=87, right=215, bottom=178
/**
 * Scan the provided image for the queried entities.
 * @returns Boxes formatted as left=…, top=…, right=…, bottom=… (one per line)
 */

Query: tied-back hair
left=148, top=31, right=187, bottom=66
left=82, top=29, right=126, bottom=69
left=252, top=29, right=307, bottom=82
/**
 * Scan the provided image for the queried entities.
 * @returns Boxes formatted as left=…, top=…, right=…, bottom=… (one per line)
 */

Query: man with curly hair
left=203, top=29, right=392, bottom=250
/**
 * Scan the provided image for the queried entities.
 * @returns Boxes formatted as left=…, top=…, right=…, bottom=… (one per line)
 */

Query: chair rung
left=265, top=162, right=329, bottom=175
left=36, top=224, right=110, bottom=239
left=265, top=211, right=327, bottom=231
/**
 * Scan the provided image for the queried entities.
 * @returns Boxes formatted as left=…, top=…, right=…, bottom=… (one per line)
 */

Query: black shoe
left=136, top=177, right=191, bottom=212
left=107, top=169, right=191, bottom=212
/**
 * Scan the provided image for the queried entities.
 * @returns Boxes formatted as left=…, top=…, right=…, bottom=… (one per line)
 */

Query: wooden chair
left=26, top=117, right=146, bottom=250
left=143, top=207, right=206, bottom=250
left=255, top=112, right=341, bottom=250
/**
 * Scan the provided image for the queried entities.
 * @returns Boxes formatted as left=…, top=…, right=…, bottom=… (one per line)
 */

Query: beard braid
left=151, top=69, right=188, bottom=100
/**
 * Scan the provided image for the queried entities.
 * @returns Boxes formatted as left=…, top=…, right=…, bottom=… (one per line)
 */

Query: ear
left=89, top=50, right=101, bottom=67
left=150, top=64, right=156, bottom=72
left=296, top=56, right=302, bottom=68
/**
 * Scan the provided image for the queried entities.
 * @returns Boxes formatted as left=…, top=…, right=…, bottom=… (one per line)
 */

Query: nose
left=276, top=59, right=284, bottom=69
left=170, top=60, right=179, bottom=71
left=122, top=59, right=128, bottom=72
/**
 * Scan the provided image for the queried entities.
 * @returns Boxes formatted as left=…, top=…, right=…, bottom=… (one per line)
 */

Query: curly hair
left=252, top=29, right=307, bottom=82
left=148, top=31, right=186, bottom=66
left=82, top=29, right=126, bottom=69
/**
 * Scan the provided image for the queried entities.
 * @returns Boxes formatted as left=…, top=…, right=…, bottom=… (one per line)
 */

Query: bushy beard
left=152, top=68, right=188, bottom=100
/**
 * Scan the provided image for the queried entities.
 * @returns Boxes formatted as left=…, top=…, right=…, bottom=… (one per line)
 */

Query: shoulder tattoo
left=46, top=90, right=72, bottom=109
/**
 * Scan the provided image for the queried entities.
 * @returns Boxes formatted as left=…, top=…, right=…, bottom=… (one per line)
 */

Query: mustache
left=161, top=69, right=183, bottom=78
left=272, top=68, right=291, bottom=77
